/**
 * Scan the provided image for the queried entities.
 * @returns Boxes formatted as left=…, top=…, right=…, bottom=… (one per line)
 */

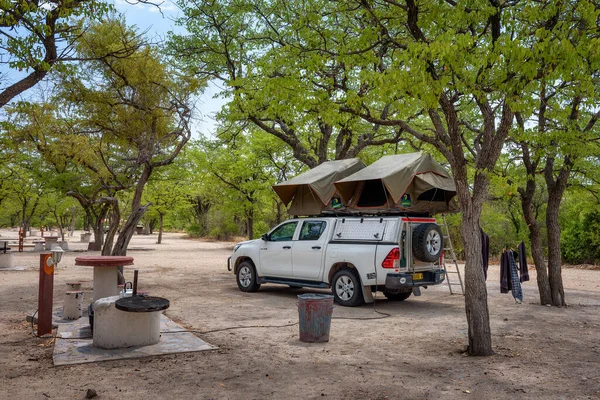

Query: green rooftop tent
left=334, top=152, right=459, bottom=215
left=273, top=158, right=366, bottom=216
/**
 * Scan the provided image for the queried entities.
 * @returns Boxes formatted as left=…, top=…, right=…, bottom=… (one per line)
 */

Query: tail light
left=440, top=249, right=445, bottom=265
left=382, top=247, right=400, bottom=269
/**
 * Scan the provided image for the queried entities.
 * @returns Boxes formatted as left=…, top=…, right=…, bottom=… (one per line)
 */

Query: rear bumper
left=385, top=270, right=445, bottom=291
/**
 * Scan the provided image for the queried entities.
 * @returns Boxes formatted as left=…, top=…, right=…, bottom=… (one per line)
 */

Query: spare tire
left=412, top=223, right=443, bottom=262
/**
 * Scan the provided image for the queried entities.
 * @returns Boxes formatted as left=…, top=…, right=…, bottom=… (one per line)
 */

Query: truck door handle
left=283, top=246, right=291, bottom=249
left=312, top=246, right=321, bottom=250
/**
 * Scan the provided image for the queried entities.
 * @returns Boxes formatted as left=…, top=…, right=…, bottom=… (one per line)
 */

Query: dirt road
left=0, top=231, right=599, bottom=399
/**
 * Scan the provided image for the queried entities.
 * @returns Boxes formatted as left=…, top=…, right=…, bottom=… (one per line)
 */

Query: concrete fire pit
left=92, top=295, right=169, bottom=349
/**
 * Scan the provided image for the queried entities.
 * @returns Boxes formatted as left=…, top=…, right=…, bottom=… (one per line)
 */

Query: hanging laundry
left=518, top=241, right=530, bottom=282
left=481, top=229, right=490, bottom=281
left=500, top=250, right=510, bottom=293
left=508, top=251, right=523, bottom=303
left=500, top=248, right=524, bottom=303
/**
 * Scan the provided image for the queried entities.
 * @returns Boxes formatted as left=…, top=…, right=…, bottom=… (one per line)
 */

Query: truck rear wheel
left=412, top=223, right=443, bottom=262
left=236, top=261, right=261, bottom=292
left=332, top=268, right=364, bottom=307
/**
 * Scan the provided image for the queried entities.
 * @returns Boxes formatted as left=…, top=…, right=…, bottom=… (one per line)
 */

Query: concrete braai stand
left=75, top=256, right=134, bottom=301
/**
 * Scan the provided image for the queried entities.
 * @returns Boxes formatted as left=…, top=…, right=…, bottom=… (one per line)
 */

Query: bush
left=561, top=210, right=600, bottom=264
left=186, top=223, right=203, bottom=238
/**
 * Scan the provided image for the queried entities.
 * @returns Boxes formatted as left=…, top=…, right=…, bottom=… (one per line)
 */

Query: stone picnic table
left=74, top=256, right=134, bottom=302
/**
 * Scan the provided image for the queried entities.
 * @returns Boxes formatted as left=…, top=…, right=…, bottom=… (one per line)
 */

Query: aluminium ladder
left=439, top=215, right=465, bottom=295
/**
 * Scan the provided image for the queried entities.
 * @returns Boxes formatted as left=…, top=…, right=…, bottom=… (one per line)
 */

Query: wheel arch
left=328, top=262, right=374, bottom=304
left=327, top=262, right=359, bottom=285
left=234, top=256, right=256, bottom=275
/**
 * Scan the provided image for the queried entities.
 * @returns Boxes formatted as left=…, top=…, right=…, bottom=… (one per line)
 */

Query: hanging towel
left=508, top=251, right=523, bottom=303
left=481, top=229, right=490, bottom=281
left=518, top=241, right=530, bottom=282
left=500, top=250, right=511, bottom=293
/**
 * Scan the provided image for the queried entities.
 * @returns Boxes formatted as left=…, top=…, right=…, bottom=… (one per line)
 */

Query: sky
left=114, top=0, right=225, bottom=138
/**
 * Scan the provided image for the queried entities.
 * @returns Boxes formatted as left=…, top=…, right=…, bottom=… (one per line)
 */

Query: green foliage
left=185, top=128, right=295, bottom=240
left=560, top=189, right=600, bottom=264
left=0, top=0, right=113, bottom=107
left=185, top=223, right=203, bottom=238
left=561, top=210, right=600, bottom=264
left=3, top=16, right=201, bottom=254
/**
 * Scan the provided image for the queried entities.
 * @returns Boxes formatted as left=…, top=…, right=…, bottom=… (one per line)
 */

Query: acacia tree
left=61, top=19, right=200, bottom=255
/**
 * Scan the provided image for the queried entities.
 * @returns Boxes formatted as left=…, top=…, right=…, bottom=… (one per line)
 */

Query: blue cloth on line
left=508, top=251, right=523, bottom=303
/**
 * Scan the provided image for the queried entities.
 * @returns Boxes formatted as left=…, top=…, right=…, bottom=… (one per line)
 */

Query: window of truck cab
left=299, top=221, right=326, bottom=240
left=269, top=222, right=298, bottom=241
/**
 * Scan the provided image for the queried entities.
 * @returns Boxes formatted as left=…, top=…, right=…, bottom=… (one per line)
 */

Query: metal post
left=132, top=269, right=138, bottom=296
left=37, top=253, right=54, bottom=336
left=18, top=227, right=24, bottom=252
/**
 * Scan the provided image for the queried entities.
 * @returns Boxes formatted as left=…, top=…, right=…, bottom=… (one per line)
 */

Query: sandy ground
left=0, top=230, right=599, bottom=400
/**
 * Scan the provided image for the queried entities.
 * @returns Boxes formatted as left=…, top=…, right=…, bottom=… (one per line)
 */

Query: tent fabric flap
left=273, top=158, right=366, bottom=215
left=334, top=152, right=458, bottom=214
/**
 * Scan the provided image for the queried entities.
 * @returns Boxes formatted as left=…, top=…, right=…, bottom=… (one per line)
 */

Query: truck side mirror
left=261, top=233, right=269, bottom=241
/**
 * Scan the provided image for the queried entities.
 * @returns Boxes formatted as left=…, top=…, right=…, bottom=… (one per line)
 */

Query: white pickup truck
left=228, top=216, right=446, bottom=306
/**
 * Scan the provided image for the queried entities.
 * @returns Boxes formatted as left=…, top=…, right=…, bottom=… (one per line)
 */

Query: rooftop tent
left=273, top=158, right=366, bottom=216
left=334, top=152, right=459, bottom=214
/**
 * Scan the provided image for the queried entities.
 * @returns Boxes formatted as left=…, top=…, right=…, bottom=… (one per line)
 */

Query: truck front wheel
left=236, top=261, right=261, bottom=292
left=332, top=268, right=365, bottom=307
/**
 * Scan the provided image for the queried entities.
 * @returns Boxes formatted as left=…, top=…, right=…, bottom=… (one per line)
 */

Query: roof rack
left=294, top=210, right=433, bottom=218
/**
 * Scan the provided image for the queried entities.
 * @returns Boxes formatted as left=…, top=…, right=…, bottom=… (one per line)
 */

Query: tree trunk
left=546, top=199, right=566, bottom=306
left=112, top=166, right=153, bottom=256
left=247, top=212, right=254, bottom=240
left=92, top=224, right=104, bottom=251
left=460, top=200, right=493, bottom=356
left=103, top=205, right=120, bottom=256
left=527, top=220, right=552, bottom=305
left=157, top=213, right=164, bottom=244
left=112, top=204, right=151, bottom=255
left=544, top=158, right=570, bottom=307
left=69, top=208, right=77, bottom=236
left=519, top=179, right=552, bottom=305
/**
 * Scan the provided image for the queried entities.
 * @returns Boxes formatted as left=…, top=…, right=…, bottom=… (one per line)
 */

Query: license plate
left=413, top=273, right=423, bottom=280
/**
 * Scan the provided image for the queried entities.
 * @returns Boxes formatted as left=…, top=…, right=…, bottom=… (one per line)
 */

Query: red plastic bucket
left=297, top=294, right=334, bottom=342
